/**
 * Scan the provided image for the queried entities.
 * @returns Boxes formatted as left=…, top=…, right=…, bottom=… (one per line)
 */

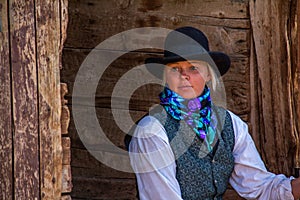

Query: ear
left=205, top=73, right=211, bottom=82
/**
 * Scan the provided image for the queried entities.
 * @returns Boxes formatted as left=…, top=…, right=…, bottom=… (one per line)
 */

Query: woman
left=127, top=26, right=300, bottom=199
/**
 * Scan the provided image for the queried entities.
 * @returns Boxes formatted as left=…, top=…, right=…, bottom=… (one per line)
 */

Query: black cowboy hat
left=145, top=26, right=231, bottom=79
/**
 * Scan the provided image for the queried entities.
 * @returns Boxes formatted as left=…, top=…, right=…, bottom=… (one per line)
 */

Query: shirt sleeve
left=128, top=116, right=183, bottom=200
left=228, top=111, right=294, bottom=200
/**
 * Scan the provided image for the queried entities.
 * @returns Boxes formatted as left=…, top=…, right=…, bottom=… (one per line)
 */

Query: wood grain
left=1, top=0, right=67, bottom=198
left=0, top=0, right=13, bottom=199
left=62, top=137, right=71, bottom=165
left=62, top=164, right=72, bottom=193
left=72, top=177, right=137, bottom=200
left=36, top=0, right=64, bottom=198
left=290, top=0, right=300, bottom=173
left=66, top=0, right=249, bottom=49
left=10, top=0, right=40, bottom=198
left=294, top=0, right=300, bottom=171
left=250, top=0, right=295, bottom=175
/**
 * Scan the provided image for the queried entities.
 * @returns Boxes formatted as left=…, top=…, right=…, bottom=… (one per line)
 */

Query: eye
left=190, top=65, right=198, bottom=71
left=170, top=67, right=180, bottom=72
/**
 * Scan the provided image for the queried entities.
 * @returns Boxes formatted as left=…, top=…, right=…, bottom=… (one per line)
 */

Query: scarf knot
left=159, top=86, right=216, bottom=151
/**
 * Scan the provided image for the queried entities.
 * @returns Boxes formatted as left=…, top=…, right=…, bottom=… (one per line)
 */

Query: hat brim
left=145, top=51, right=230, bottom=79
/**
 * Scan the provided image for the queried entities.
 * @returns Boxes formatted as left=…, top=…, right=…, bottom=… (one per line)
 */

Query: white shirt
left=129, top=111, right=294, bottom=200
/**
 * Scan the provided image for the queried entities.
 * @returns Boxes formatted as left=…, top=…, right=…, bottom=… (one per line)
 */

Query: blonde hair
left=205, top=62, right=218, bottom=91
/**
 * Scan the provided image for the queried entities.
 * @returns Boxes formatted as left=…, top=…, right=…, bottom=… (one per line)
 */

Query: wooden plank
left=69, top=106, right=146, bottom=149
left=0, top=3, right=2, bottom=32
left=71, top=176, right=242, bottom=200
left=250, top=0, right=294, bottom=175
left=294, top=0, right=300, bottom=174
left=59, top=0, right=68, bottom=69
left=69, top=106, right=141, bottom=196
left=0, top=0, right=13, bottom=199
left=35, top=0, right=63, bottom=198
left=72, top=177, right=137, bottom=199
left=71, top=147, right=135, bottom=179
left=249, top=35, right=261, bottom=149
left=66, top=0, right=249, bottom=49
left=61, top=105, right=70, bottom=135
left=61, top=195, right=72, bottom=200
left=289, top=0, right=300, bottom=175
left=10, top=0, right=40, bottom=198
left=62, top=164, right=72, bottom=193
left=62, top=137, right=71, bottom=165
left=60, top=83, right=68, bottom=105
left=61, top=83, right=70, bottom=135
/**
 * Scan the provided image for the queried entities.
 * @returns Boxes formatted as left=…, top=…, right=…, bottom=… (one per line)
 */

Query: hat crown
left=164, top=26, right=210, bottom=57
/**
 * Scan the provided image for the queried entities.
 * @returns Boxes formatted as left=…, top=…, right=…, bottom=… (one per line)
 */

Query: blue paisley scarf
left=159, top=86, right=216, bottom=151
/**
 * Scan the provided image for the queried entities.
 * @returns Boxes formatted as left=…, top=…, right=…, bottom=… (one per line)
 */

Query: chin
left=179, top=93, right=198, bottom=99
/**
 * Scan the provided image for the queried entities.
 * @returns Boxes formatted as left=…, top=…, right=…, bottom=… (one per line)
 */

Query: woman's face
left=165, top=60, right=211, bottom=99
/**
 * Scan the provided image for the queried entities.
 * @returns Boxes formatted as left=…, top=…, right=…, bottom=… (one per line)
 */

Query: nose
left=180, top=69, right=190, bottom=80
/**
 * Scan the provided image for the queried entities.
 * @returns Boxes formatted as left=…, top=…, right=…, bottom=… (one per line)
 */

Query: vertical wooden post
left=291, top=0, right=300, bottom=177
left=36, top=0, right=63, bottom=198
left=10, top=0, right=40, bottom=198
left=295, top=0, right=300, bottom=177
left=250, top=0, right=295, bottom=175
left=0, top=0, right=13, bottom=199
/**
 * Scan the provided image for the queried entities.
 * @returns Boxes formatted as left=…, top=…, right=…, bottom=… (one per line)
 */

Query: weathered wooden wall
left=249, top=0, right=297, bottom=175
left=0, top=0, right=70, bottom=199
left=61, top=0, right=300, bottom=199
left=63, top=0, right=249, bottom=199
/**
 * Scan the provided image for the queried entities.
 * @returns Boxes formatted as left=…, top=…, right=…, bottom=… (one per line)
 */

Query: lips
left=178, top=85, right=193, bottom=90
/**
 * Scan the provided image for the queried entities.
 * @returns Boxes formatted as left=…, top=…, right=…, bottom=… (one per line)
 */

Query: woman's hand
left=291, top=177, right=300, bottom=199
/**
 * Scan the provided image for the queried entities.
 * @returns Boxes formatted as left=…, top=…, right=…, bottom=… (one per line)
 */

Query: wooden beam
left=249, top=0, right=294, bottom=175
left=10, top=0, right=40, bottom=198
left=0, top=0, right=13, bottom=199
left=292, top=0, right=300, bottom=177
left=35, top=0, right=63, bottom=198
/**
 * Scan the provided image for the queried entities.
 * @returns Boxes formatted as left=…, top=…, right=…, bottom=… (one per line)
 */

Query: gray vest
left=152, top=105, right=235, bottom=200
